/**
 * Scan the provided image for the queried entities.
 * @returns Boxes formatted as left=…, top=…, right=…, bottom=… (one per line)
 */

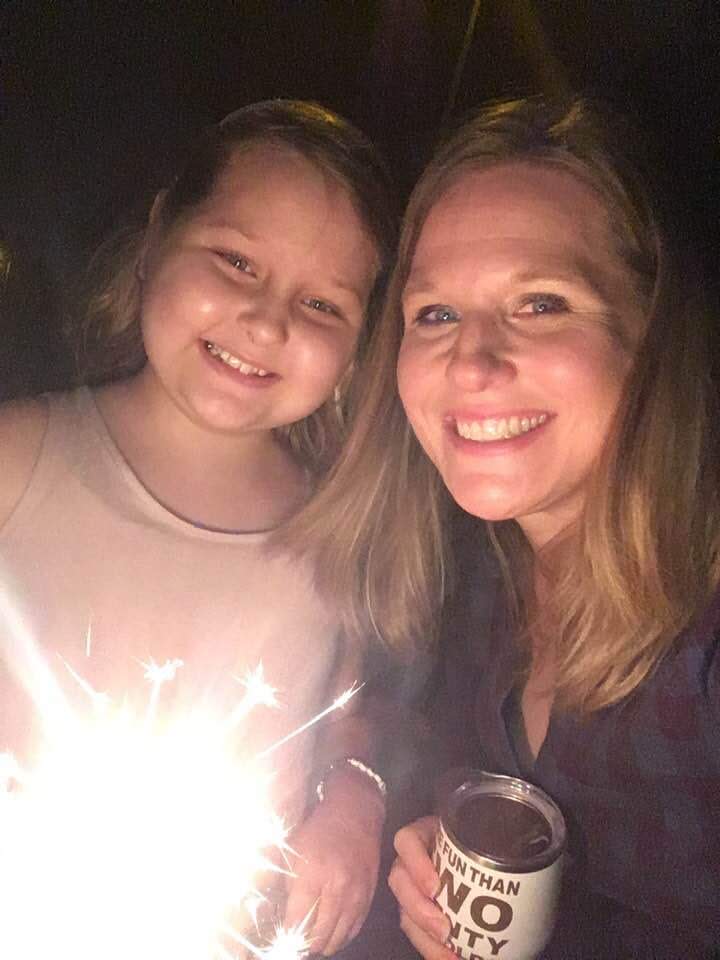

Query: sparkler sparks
left=258, top=683, right=364, bottom=759
left=0, top=592, right=360, bottom=960
left=227, top=664, right=281, bottom=730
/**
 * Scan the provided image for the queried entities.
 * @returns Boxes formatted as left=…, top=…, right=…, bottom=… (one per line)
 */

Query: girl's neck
left=94, top=376, right=310, bottom=533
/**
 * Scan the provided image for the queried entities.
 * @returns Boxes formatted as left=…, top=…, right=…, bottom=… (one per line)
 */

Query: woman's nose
left=447, top=315, right=516, bottom=392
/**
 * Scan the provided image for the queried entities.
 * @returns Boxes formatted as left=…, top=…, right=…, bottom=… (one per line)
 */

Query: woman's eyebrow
left=510, top=250, right=625, bottom=299
left=402, top=271, right=439, bottom=300
left=400, top=267, right=599, bottom=302
left=510, top=267, right=605, bottom=295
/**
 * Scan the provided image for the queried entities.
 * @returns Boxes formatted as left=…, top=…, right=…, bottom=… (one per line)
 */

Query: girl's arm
left=284, top=640, right=386, bottom=955
left=0, top=398, right=48, bottom=530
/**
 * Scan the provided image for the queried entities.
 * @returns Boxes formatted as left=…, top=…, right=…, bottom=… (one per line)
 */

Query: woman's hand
left=388, top=817, right=456, bottom=960
left=284, top=772, right=384, bottom=955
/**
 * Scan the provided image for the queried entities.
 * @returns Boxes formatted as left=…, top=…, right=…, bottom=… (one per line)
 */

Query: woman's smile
left=451, top=411, right=550, bottom=442
left=398, top=161, right=642, bottom=547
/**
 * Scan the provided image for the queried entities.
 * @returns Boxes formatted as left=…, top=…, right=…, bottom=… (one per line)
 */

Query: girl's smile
left=137, top=142, right=378, bottom=441
left=203, top=340, right=274, bottom=381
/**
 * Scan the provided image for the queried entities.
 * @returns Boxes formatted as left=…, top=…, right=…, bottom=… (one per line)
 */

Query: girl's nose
left=447, top=314, right=516, bottom=392
left=239, top=297, right=290, bottom=346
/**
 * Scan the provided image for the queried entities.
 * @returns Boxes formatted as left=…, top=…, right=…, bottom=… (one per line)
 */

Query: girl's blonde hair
left=70, top=99, right=396, bottom=475
left=286, top=96, right=720, bottom=712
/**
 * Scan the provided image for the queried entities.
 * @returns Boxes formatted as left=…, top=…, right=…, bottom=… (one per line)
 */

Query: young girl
left=0, top=100, right=394, bottom=956
left=290, top=97, right=720, bottom=957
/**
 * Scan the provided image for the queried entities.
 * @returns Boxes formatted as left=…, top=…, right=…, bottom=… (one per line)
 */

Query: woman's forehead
left=402, top=161, right=645, bottom=328
left=407, top=162, right=623, bottom=278
left=420, top=162, right=611, bottom=244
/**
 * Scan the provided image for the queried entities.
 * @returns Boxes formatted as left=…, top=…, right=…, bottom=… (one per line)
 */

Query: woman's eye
left=218, top=251, right=252, bottom=274
left=303, top=297, right=339, bottom=316
left=414, top=304, right=460, bottom=326
left=514, top=293, right=569, bottom=316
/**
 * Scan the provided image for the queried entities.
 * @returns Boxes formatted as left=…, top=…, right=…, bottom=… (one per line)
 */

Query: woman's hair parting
left=70, top=99, right=396, bottom=473
left=288, top=95, right=720, bottom=712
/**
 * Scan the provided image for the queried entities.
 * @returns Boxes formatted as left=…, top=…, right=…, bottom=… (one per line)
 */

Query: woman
left=290, top=97, right=720, bottom=957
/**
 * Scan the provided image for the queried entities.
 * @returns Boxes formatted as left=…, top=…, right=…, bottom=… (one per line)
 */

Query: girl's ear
left=148, top=188, right=168, bottom=227
left=136, top=189, right=168, bottom=282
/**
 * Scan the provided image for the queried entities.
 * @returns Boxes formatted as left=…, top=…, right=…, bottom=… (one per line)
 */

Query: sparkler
left=0, top=590, right=360, bottom=960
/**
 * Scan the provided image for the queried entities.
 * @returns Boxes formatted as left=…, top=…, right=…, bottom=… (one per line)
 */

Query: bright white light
left=0, top=691, right=288, bottom=960
left=0, top=588, right=360, bottom=960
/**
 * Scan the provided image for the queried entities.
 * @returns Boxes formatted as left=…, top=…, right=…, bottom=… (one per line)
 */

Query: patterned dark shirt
left=434, top=550, right=720, bottom=959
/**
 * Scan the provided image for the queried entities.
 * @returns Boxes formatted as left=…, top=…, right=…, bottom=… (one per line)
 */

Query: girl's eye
left=514, top=293, right=569, bottom=317
left=413, top=304, right=460, bottom=326
left=303, top=297, right=340, bottom=317
left=218, top=251, right=253, bottom=274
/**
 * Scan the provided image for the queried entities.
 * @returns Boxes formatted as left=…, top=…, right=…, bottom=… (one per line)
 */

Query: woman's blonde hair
left=70, top=99, right=396, bottom=475
left=286, top=96, right=720, bottom=711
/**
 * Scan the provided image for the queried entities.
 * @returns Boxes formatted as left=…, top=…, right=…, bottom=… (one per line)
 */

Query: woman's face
left=138, top=142, right=378, bottom=438
left=397, top=162, right=644, bottom=548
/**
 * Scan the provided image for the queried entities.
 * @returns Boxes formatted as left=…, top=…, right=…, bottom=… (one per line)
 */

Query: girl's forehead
left=209, top=142, right=327, bottom=201
left=195, top=144, right=373, bottom=245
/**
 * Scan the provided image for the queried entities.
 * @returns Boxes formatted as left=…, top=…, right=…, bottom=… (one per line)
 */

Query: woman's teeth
left=205, top=341, right=269, bottom=376
left=456, top=413, right=548, bottom=442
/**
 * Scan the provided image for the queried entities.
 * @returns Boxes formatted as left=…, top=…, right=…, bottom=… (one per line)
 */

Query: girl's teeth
left=206, top=342, right=269, bottom=376
left=456, top=413, right=547, bottom=442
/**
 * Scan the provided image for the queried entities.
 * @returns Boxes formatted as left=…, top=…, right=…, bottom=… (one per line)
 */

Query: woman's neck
left=518, top=500, right=583, bottom=553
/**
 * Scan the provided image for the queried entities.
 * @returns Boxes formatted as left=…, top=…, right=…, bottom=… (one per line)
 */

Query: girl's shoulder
left=0, top=395, right=49, bottom=528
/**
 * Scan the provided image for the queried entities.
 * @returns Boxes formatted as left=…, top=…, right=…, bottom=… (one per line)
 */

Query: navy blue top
left=431, top=540, right=720, bottom=959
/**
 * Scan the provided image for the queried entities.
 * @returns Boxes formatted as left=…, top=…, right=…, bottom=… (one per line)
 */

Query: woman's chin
left=445, top=485, right=521, bottom=524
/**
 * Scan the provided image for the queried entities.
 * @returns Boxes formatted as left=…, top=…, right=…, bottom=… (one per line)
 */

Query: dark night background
left=2, top=0, right=720, bottom=401
left=1, top=4, right=719, bottom=956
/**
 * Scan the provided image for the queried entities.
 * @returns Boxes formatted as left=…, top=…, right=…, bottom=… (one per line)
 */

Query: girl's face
left=398, top=162, right=644, bottom=548
left=138, top=143, right=378, bottom=439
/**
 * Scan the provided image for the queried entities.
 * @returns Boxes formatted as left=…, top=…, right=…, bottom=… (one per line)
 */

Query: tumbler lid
left=441, top=771, right=566, bottom=872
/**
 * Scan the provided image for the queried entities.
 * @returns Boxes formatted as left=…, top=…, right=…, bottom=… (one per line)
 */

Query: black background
left=2, top=0, right=720, bottom=397
left=2, top=5, right=719, bottom=955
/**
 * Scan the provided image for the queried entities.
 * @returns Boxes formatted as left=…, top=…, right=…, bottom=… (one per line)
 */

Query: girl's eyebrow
left=195, top=218, right=261, bottom=242
left=326, top=278, right=365, bottom=310
left=195, top=218, right=369, bottom=309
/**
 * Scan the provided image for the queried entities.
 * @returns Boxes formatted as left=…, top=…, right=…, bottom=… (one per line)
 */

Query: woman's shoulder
left=690, top=585, right=720, bottom=715
left=628, top=587, right=720, bottom=731
left=0, top=395, right=49, bottom=528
